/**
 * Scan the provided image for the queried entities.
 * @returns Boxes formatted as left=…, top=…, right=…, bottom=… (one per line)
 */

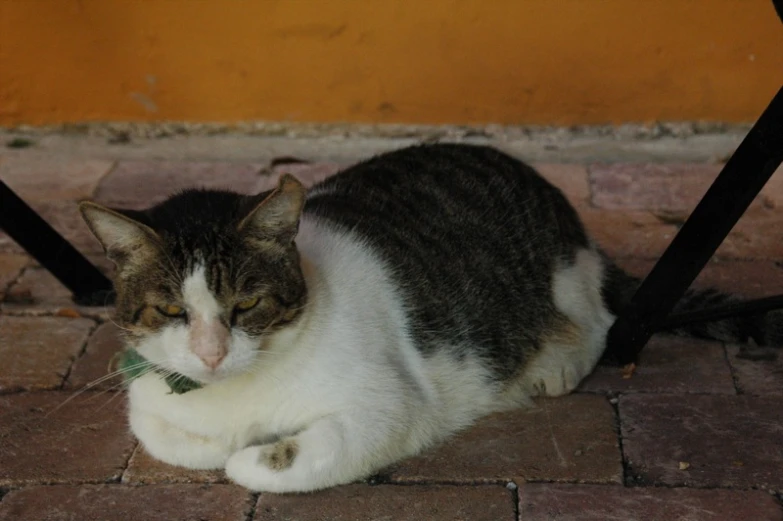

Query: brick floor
left=2, top=266, right=112, bottom=319
left=94, top=160, right=267, bottom=209
left=388, top=395, right=622, bottom=484
left=0, top=253, right=28, bottom=299
left=0, top=391, right=135, bottom=486
left=580, top=335, right=735, bottom=395
left=590, top=163, right=723, bottom=213
left=65, top=322, right=125, bottom=390
left=0, top=156, right=113, bottom=202
left=0, top=200, right=106, bottom=254
left=255, top=484, right=515, bottom=521
left=535, top=163, right=591, bottom=204
left=616, top=258, right=783, bottom=299
left=2, top=151, right=783, bottom=519
left=591, top=162, right=783, bottom=215
left=726, top=344, right=783, bottom=396
left=0, top=315, right=95, bottom=392
left=0, top=484, right=253, bottom=521
left=621, top=394, right=783, bottom=492
left=580, top=208, right=678, bottom=259
left=268, top=160, right=342, bottom=189
left=0, top=157, right=113, bottom=254
left=589, top=162, right=783, bottom=260
left=717, top=206, right=783, bottom=260
left=518, top=483, right=783, bottom=521
left=122, top=445, right=227, bottom=485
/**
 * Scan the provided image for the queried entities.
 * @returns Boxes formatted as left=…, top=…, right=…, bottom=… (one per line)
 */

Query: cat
left=79, top=143, right=781, bottom=493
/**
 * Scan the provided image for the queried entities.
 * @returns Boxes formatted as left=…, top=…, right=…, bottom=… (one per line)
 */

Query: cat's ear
left=238, top=174, right=306, bottom=243
left=79, top=202, right=161, bottom=266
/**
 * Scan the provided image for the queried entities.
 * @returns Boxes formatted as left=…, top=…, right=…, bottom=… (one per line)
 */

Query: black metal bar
left=605, top=86, right=783, bottom=365
left=656, top=294, right=783, bottom=331
left=0, top=180, right=114, bottom=306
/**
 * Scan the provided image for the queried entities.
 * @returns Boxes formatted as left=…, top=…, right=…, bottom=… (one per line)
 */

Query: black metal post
left=606, top=86, right=783, bottom=365
left=0, top=180, right=114, bottom=306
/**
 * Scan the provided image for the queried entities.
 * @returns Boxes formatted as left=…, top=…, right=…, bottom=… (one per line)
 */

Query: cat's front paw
left=130, top=409, right=231, bottom=469
left=225, top=439, right=303, bottom=492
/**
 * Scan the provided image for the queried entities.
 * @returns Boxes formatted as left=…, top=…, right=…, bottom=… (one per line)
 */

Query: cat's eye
left=235, top=296, right=261, bottom=312
left=157, top=304, right=187, bottom=318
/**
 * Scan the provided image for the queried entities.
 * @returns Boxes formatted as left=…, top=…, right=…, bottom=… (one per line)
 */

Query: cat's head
left=80, top=175, right=308, bottom=384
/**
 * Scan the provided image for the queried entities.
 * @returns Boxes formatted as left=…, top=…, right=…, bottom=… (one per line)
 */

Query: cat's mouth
left=175, top=347, right=264, bottom=385
left=180, top=363, right=241, bottom=385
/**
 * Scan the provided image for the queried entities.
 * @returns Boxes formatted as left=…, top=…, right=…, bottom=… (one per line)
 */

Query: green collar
left=117, top=348, right=203, bottom=394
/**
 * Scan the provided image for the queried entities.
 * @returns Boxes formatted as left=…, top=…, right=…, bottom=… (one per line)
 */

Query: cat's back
left=305, top=143, right=585, bottom=247
left=302, top=144, right=592, bottom=380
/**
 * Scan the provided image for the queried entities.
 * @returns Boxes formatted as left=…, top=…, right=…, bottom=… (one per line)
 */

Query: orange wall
left=0, top=0, right=781, bottom=126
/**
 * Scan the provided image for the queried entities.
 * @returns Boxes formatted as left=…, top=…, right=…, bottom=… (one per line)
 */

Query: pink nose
left=199, top=353, right=226, bottom=370
left=189, top=317, right=230, bottom=370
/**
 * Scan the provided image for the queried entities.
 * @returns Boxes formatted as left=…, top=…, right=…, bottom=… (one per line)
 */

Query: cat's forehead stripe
left=182, top=264, right=222, bottom=318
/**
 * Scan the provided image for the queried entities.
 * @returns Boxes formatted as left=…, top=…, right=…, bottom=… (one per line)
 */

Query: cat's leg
left=129, top=407, right=233, bottom=469
left=127, top=372, right=234, bottom=468
left=225, top=412, right=400, bottom=493
left=519, top=248, right=615, bottom=398
left=520, top=335, right=597, bottom=397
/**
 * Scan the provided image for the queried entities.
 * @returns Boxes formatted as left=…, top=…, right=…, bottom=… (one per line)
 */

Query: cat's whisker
left=93, top=386, right=128, bottom=412
left=47, top=354, right=172, bottom=418
left=104, top=313, right=133, bottom=333
left=77, top=380, right=129, bottom=407
left=45, top=371, right=138, bottom=419
left=78, top=358, right=160, bottom=391
left=100, top=290, right=135, bottom=333
left=93, top=377, right=134, bottom=395
left=101, top=358, right=157, bottom=381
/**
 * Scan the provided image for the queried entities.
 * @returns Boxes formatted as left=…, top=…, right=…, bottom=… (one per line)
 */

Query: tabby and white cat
left=80, top=144, right=779, bottom=493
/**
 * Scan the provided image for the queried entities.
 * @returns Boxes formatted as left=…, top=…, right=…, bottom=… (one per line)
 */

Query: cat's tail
left=601, top=260, right=783, bottom=347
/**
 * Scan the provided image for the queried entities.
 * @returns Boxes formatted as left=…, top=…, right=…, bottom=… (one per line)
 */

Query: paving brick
left=616, top=258, right=783, bottom=299
left=589, top=163, right=722, bottom=212
left=535, top=163, right=591, bottom=204
left=692, top=260, right=783, bottom=297
left=0, top=199, right=103, bottom=254
left=588, top=164, right=783, bottom=261
left=0, top=484, right=252, bottom=521
left=716, top=207, right=783, bottom=260
left=2, top=266, right=112, bottom=319
left=580, top=336, right=735, bottom=394
left=518, top=483, right=783, bottom=521
left=621, top=394, right=783, bottom=491
left=388, top=395, right=621, bottom=484
left=580, top=208, right=677, bottom=259
left=726, top=344, right=783, bottom=396
left=122, top=445, right=227, bottom=485
left=0, top=391, right=135, bottom=485
left=255, top=484, right=515, bottom=521
left=268, top=161, right=342, bottom=189
left=0, top=156, right=113, bottom=201
left=759, top=163, right=783, bottom=209
left=0, top=315, right=95, bottom=392
left=65, top=322, right=125, bottom=391
left=94, top=160, right=265, bottom=209
left=267, top=162, right=592, bottom=206
left=0, top=253, right=28, bottom=299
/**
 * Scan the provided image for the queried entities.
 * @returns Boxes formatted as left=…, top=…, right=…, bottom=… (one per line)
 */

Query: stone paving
left=1, top=138, right=783, bottom=520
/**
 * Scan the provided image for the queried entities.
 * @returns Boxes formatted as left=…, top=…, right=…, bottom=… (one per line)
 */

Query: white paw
left=225, top=446, right=289, bottom=492
left=529, top=365, right=584, bottom=397
left=130, top=410, right=231, bottom=469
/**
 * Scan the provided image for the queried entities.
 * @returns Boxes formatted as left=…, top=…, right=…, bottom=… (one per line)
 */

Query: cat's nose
left=189, top=316, right=230, bottom=370
left=199, top=352, right=226, bottom=370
